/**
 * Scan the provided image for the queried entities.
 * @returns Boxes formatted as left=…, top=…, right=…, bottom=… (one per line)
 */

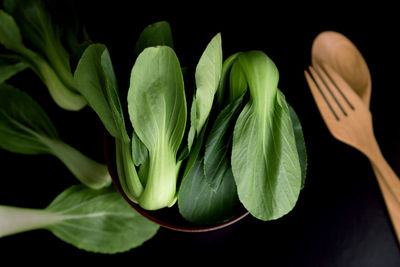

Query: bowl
left=103, top=131, right=249, bottom=232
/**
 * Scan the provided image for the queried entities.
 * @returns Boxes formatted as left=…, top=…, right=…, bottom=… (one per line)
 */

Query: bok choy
left=230, top=51, right=302, bottom=220
left=128, top=46, right=187, bottom=210
left=0, top=0, right=88, bottom=110
left=0, top=185, right=159, bottom=253
left=72, top=20, right=307, bottom=220
left=0, top=84, right=111, bottom=189
left=1, top=8, right=308, bottom=253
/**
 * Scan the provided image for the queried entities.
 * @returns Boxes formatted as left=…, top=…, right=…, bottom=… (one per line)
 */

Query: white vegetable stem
left=17, top=45, right=87, bottom=111
left=138, top=141, right=181, bottom=210
left=0, top=205, right=63, bottom=237
left=41, top=137, right=112, bottom=190
left=115, top=139, right=143, bottom=202
left=34, top=57, right=87, bottom=111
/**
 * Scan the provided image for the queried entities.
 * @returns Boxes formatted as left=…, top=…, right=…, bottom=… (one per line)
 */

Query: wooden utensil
left=311, top=31, right=400, bottom=245
left=304, top=63, right=400, bottom=244
left=311, top=31, right=371, bottom=105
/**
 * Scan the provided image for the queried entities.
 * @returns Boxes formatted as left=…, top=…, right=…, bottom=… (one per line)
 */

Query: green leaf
left=0, top=55, right=28, bottom=83
left=134, top=21, right=174, bottom=56
left=74, top=43, right=129, bottom=143
left=0, top=1, right=86, bottom=111
left=131, top=130, right=148, bottom=166
left=215, top=52, right=241, bottom=108
left=204, top=94, right=245, bottom=190
left=288, top=104, right=307, bottom=189
left=231, top=51, right=302, bottom=221
left=128, top=46, right=187, bottom=210
left=178, top=70, right=245, bottom=224
left=0, top=83, right=58, bottom=154
left=187, top=96, right=197, bottom=150
left=178, top=123, right=240, bottom=224
left=4, top=0, right=74, bottom=90
left=74, top=44, right=143, bottom=194
left=4, top=0, right=55, bottom=52
left=0, top=185, right=159, bottom=254
left=0, top=9, right=25, bottom=52
left=0, top=84, right=110, bottom=189
left=181, top=121, right=208, bottom=180
left=229, top=59, right=248, bottom=102
left=178, top=156, right=240, bottom=225
left=188, top=33, right=222, bottom=150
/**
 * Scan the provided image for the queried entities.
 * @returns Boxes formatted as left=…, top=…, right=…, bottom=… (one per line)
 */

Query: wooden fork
left=304, top=64, right=400, bottom=244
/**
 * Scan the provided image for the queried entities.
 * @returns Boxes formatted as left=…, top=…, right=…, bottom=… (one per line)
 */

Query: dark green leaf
left=178, top=149, right=240, bottom=225
left=131, top=130, right=148, bottom=166
left=288, top=104, right=307, bottom=188
left=0, top=9, right=25, bottom=52
left=0, top=55, right=28, bottom=83
left=134, top=21, right=174, bottom=56
left=204, top=94, right=245, bottom=190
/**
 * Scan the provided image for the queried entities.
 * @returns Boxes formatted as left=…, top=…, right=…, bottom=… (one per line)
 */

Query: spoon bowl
left=311, top=31, right=372, bottom=106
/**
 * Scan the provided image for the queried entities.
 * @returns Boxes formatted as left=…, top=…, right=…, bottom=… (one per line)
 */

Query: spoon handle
left=370, top=162, right=400, bottom=245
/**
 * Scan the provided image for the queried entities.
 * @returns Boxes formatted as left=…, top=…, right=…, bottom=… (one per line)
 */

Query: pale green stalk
left=0, top=205, right=64, bottom=237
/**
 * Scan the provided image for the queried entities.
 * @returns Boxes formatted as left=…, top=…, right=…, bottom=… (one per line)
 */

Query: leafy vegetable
left=73, top=21, right=177, bottom=204
left=0, top=84, right=111, bottom=189
left=0, top=54, right=28, bottom=83
left=1, top=10, right=308, bottom=253
left=178, top=154, right=240, bottom=224
left=178, top=97, right=244, bottom=224
left=229, top=59, right=248, bottom=102
left=0, top=185, right=159, bottom=253
left=288, top=104, right=307, bottom=188
left=231, top=51, right=302, bottom=220
left=188, top=33, right=222, bottom=150
left=74, top=43, right=129, bottom=143
left=134, top=21, right=174, bottom=56
left=203, top=94, right=245, bottom=190
left=131, top=130, right=148, bottom=166
left=128, top=46, right=187, bottom=210
left=0, top=0, right=87, bottom=110
left=215, top=52, right=241, bottom=107
left=132, top=21, right=173, bottom=165
left=73, top=43, right=143, bottom=200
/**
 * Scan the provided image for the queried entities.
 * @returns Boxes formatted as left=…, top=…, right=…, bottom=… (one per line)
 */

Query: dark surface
left=1, top=1, right=400, bottom=265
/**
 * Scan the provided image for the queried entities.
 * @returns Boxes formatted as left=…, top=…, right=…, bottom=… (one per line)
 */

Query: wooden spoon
left=312, top=31, right=371, bottom=106
left=311, top=31, right=400, bottom=244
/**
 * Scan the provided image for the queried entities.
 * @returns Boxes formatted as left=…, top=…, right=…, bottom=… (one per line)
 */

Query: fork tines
left=305, top=64, right=354, bottom=121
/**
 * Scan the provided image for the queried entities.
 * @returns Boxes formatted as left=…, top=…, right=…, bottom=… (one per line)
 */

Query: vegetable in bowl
left=75, top=21, right=307, bottom=224
left=0, top=0, right=307, bottom=253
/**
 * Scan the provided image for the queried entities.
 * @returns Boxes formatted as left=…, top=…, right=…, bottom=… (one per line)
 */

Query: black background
left=1, top=1, right=400, bottom=265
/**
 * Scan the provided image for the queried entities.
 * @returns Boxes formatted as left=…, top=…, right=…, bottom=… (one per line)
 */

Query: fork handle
left=369, top=159, right=400, bottom=245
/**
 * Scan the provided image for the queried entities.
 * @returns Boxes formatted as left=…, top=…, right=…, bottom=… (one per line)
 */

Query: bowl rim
left=103, top=130, right=249, bottom=232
